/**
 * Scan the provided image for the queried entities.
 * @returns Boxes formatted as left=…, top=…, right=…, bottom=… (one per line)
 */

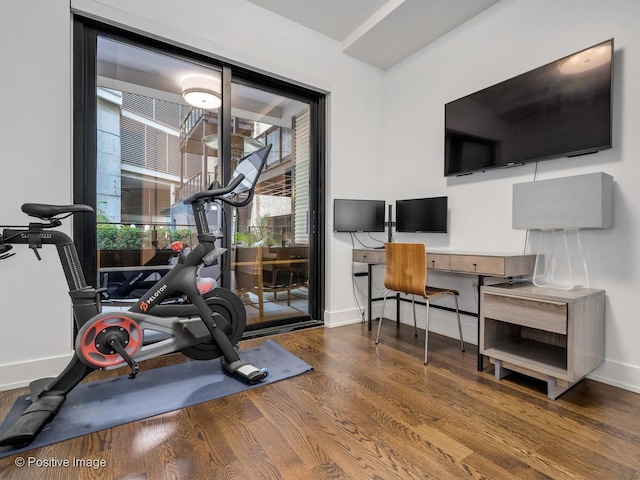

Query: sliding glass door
left=227, top=83, right=311, bottom=326
left=73, top=18, right=324, bottom=332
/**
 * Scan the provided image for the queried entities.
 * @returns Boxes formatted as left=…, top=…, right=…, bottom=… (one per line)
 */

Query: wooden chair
left=375, top=242, right=465, bottom=364
left=234, top=246, right=307, bottom=319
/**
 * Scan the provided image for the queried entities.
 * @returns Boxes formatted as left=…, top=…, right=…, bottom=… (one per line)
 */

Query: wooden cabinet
left=480, top=283, right=605, bottom=399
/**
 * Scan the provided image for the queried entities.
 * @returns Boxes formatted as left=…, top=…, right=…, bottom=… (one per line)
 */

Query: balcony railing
left=177, top=171, right=219, bottom=201
left=180, top=108, right=205, bottom=142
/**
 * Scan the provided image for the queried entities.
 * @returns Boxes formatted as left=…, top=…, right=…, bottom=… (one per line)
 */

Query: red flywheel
left=79, top=315, right=143, bottom=368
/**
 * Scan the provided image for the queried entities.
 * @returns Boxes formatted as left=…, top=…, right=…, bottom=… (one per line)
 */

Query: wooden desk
left=353, top=248, right=536, bottom=370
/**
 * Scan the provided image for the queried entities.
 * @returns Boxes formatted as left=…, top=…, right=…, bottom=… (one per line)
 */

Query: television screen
left=445, top=39, right=613, bottom=176
left=396, top=197, right=448, bottom=233
left=333, top=199, right=385, bottom=232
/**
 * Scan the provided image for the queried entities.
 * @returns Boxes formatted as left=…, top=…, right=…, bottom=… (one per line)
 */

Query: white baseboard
left=587, top=360, right=640, bottom=394
left=323, top=305, right=475, bottom=341
left=390, top=304, right=477, bottom=345
left=0, top=352, right=74, bottom=392
left=323, top=308, right=362, bottom=328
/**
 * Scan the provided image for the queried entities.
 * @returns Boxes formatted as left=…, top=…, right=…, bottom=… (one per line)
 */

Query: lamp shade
left=512, top=172, right=613, bottom=230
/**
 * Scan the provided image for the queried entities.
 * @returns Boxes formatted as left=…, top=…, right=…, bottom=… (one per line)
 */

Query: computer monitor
left=395, top=197, right=448, bottom=233
left=333, top=199, right=385, bottom=232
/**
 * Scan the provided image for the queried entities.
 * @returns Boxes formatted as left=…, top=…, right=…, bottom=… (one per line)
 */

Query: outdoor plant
left=96, top=211, right=195, bottom=250
left=234, top=215, right=281, bottom=247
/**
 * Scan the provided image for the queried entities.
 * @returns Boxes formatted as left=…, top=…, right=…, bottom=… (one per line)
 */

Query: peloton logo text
left=141, top=284, right=167, bottom=312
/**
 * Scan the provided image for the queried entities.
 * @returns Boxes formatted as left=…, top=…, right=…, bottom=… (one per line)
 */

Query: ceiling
left=97, top=37, right=305, bottom=128
left=246, top=0, right=502, bottom=69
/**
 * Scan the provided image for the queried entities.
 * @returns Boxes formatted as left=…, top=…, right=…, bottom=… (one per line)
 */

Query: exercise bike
left=0, top=144, right=272, bottom=448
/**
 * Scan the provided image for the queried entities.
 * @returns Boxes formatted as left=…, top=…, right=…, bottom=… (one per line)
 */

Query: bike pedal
left=222, top=359, right=269, bottom=385
left=245, top=368, right=269, bottom=385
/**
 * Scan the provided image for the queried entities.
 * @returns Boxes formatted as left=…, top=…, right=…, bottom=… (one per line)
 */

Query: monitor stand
left=386, top=204, right=395, bottom=243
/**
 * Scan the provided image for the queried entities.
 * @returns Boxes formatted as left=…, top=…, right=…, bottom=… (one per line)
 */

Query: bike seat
left=21, top=203, right=94, bottom=220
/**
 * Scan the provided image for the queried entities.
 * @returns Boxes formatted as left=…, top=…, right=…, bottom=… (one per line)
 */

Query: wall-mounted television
left=395, top=197, right=448, bottom=233
left=333, top=199, right=385, bottom=232
left=445, top=39, right=613, bottom=177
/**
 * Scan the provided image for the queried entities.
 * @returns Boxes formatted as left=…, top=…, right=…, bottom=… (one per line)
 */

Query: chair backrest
left=383, top=243, right=427, bottom=296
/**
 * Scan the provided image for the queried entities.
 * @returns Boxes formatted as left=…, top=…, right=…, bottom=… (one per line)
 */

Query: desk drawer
left=353, top=250, right=382, bottom=264
left=450, top=255, right=505, bottom=275
left=483, top=292, right=567, bottom=334
left=427, top=253, right=450, bottom=271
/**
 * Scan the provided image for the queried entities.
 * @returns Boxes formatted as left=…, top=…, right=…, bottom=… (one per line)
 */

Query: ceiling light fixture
left=181, top=75, right=221, bottom=110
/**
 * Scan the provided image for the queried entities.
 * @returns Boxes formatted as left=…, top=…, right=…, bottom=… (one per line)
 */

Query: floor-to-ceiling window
left=73, top=17, right=324, bottom=333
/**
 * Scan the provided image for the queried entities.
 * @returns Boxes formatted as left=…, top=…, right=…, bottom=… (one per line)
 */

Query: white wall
left=0, top=0, right=385, bottom=389
left=0, top=1, right=76, bottom=389
left=1, top=0, right=639, bottom=395
left=383, top=0, right=640, bottom=393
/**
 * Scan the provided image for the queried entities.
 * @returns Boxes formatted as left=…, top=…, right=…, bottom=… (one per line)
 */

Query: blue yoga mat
left=0, top=339, right=312, bottom=458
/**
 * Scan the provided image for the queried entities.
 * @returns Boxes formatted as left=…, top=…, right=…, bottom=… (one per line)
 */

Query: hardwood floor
left=1, top=321, right=639, bottom=479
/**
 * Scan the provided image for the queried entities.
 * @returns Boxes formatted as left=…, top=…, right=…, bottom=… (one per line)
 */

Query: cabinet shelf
left=483, top=338, right=567, bottom=378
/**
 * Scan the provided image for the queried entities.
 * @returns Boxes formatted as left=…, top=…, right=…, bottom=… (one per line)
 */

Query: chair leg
left=411, top=295, right=418, bottom=337
left=424, top=298, right=430, bottom=364
left=449, top=292, right=465, bottom=352
left=287, top=271, right=294, bottom=306
left=375, top=290, right=390, bottom=344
